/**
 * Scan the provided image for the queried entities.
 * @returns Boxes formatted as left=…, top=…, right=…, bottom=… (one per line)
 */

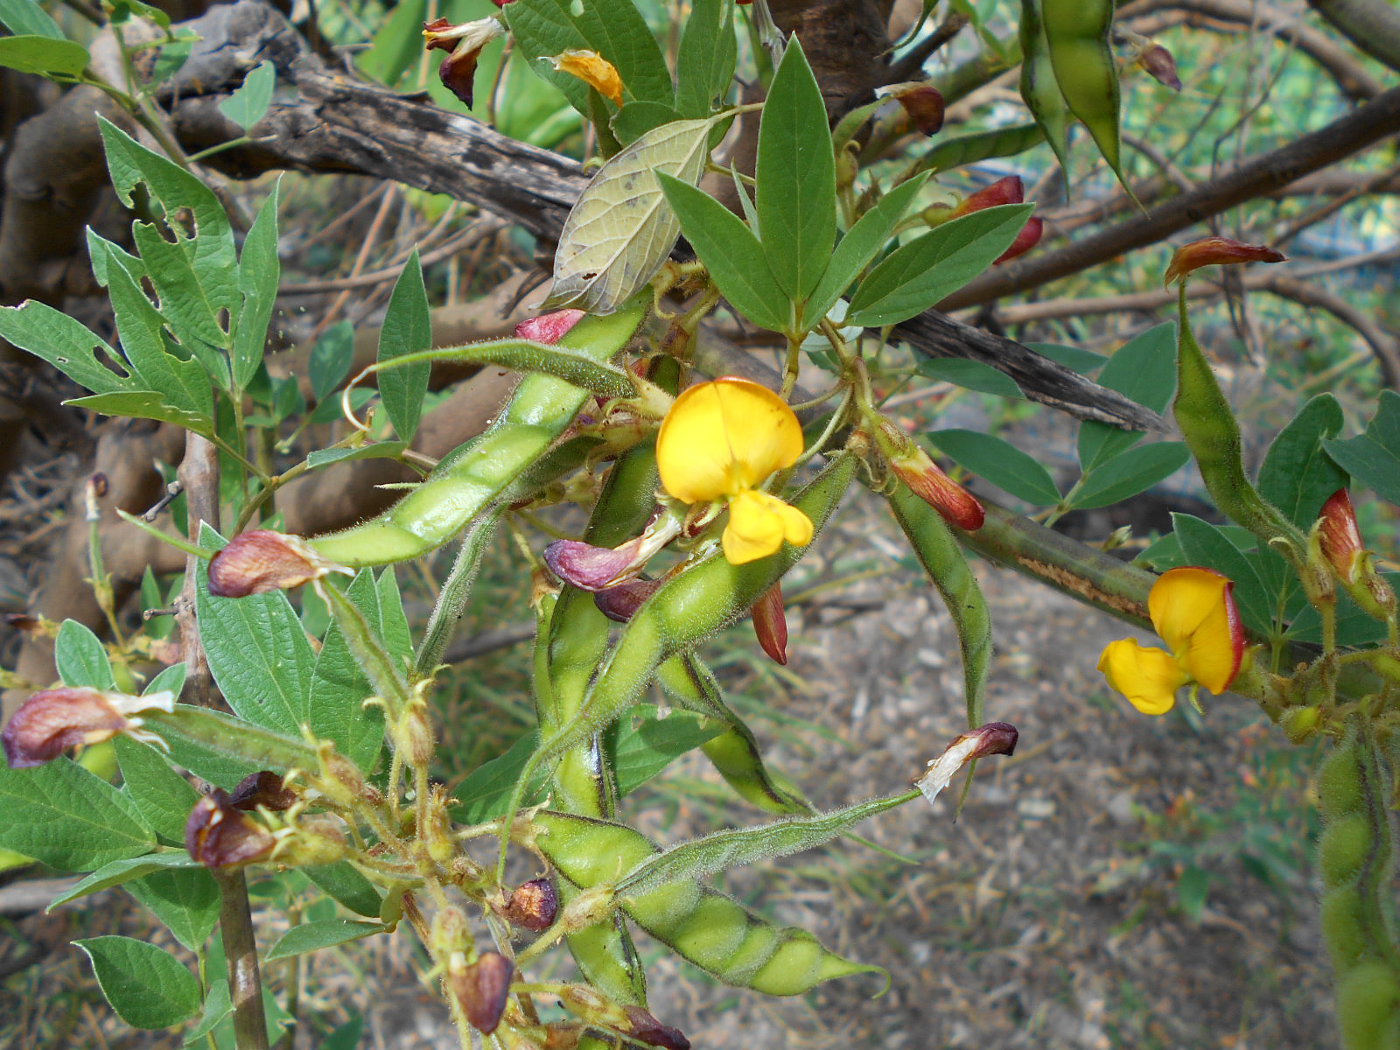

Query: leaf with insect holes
left=544, top=118, right=717, bottom=314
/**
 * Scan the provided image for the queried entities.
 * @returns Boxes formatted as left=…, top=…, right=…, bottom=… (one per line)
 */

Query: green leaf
left=55, top=619, right=117, bottom=690
left=307, top=570, right=390, bottom=771
left=845, top=204, right=1033, bottom=326
left=115, top=737, right=201, bottom=844
left=757, top=39, right=836, bottom=302
left=676, top=0, right=736, bottom=117
left=659, top=175, right=791, bottom=332
left=146, top=706, right=317, bottom=791
left=264, top=919, right=387, bottom=961
left=1028, top=342, right=1107, bottom=374
left=145, top=663, right=188, bottom=698
left=1258, top=393, right=1347, bottom=528
left=48, top=851, right=201, bottom=908
left=353, top=0, right=424, bottom=86
left=99, top=118, right=237, bottom=349
left=378, top=251, right=431, bottom=443
left=1077, top=323, right=1178, bottom=471
left=196, top=526, right=316, bottom=737
left=127, top=866, right=220, bottom=951
left=310, top=321, right=355, bottom=404
left=611, top=100, right=686, bottom=145
left=65, top=390, right=214, bottom=434
left=614, top=709, right=724, bottom=796
left=545, top=119, right=716, bottom=314
left=305, top=442, right=408, bottom=470
left=505, top=0, right=674, bottom=116
left=915, top=357, right=1025, bottom=399
left=305, top=863, right=383, bottom=918
left=1172, top=514, right=1274, bottom=635
left=323, top=1015, right=365, bottom=1050
left=182, top=980, right=232, bottom=1047
left=805, top=173, right=931, bottom=326
left=74, top=936, right=201, bottom=1029
left=86, top=232, right=214, bottom=419
left=1070, top=442, right=1189, bottom=510
left=0, top=300, right=132, bottom=395
left=0, top=0, right=65, bottom=38
left=926, top=429, right=1059, bottom=505
left=376, top=569, right=414, bottom=666
left=233, top=179, right=281, bottom=390
left=218, top=60, right=276, bottom=131
left=0, top=760, right=154, bottom=870
left=452, top=731, right=548, bottom=825
left=0, top=35, right=88, bottom=75
left=1323, top=390, right=1400, bottom=507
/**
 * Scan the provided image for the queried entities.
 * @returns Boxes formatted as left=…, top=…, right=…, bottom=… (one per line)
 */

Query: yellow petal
left=1097, top=639, right=1189, bottom=716
left=722, top=489, right=813, bottom=565
left=1148, top=566, right=1243, bottom=693
left=548, top=49, right=624, bottom=107
left=657, top=378, right=805, bottom=504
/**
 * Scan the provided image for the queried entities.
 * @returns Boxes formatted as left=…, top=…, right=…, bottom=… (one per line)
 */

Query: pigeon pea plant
left=0, top=3, right=1398, bottom=1050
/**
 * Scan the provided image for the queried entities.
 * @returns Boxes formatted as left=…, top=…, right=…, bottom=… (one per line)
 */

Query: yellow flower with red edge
left=657, top=378, right=812, bottom=565
left=1098, top=567, right=1245, bottom=715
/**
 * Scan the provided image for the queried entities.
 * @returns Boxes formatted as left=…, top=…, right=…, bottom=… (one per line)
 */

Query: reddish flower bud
left=751, top=582, right=788, bottom=665
left=1319, top=489, right=1364, bottom=584
left=544, top=539, right=644, bottom=592
left=876, top=422, right=984, bottom=531
left=593, top=577, right=663, bottom=623
left=448, top=951, right=514, bottom=1034
left=209, top=531, right=338, bottom=598
left=504, top=877, right=559, bottom=931
left=1164, top=236, right=1286, bottom=286
left=228, top=771, right=298, bottom=812
left=186, top=789, right=276, bottom=868
left=1138, top=42, right=1181, bottom=91
left=623, top=1006, right=691, bottom=1050
left=882, top=83, right=945, bottom=136
left=2, top=687, right=176, bottom=768
left=516, top=309, right=586, bottom=344
left=951, top=175, right=1024, bottom=217
left=995, top=215, right=1043, bottom=264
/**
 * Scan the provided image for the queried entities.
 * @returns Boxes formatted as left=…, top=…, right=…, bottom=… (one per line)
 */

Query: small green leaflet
left=545, top=118, right=718, bottom=314
left=927, top=429, right=1060, bottom=506
left=75, top=937, right=201, bottom=1029
left=0, top=35, right=88, bottom=76
left=0, top=0, right=65, bottom=38
left=1324, top=390, right=1400, bottom=507
left=264, top=919, right=387, bottom=961
left=219, top=60, right=276, bottom=131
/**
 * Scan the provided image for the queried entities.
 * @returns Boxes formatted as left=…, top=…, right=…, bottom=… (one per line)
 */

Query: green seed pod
left=309, top=301, right=647, bottom=566
left=1041, top=0, right=1129, bottom=190
left=914, top=123, right=1043, bottom=177
left=1323, top=889, right=1371, bottom=971
left=1337, top=962, right=1400, bottom=1050
left=1320, top=741, right=1367, bottom=822
left=1323, top=814, right=1376, bottom=887
left=1018, top=0, right=1072, bottom=177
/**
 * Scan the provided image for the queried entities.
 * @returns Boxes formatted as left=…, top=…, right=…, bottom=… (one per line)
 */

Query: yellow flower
left=657, top=378, right=812, bottom=565
left=1097, top=566, right=1245, bottom=715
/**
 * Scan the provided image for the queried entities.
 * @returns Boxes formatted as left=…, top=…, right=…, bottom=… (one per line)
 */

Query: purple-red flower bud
left=1164, top=236, right=1286, bottom=286
left=751, top=582, right=789, bottom=665
left=208, top=531, right=337, bottom=598
left=995, top=215, right=1043, bottom=264
left=1319, top=489, right=1364, bottom=584
left=186, top=789, right=277, bottom=868
left=1138, top=43, right=1182, bottom=91
left=952, top=175, right=1024, bottom=216
left=883, top=83, right=945, bottom=136
left=503, top=877, right=559, bottom=932
left=448, top=951, right=514, bottom=1034
left=877, top=422, right=984, bottom=531
left=2, top=687, right=175, bottom=768
left=593, top=577, right=663, bottom=622
left=623, top=1006, right=691, bottom=1050
left=516, top=309, right=585, bottom=344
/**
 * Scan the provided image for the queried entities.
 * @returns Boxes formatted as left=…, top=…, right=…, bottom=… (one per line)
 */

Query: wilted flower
left=424, top=16, right=506, bottom=108
left=2, top=687, right=175, bottom=768
left=208, top=530, right=340, bottom=598
left=913, top=721, right=1018, bottom=806
left=548, top=49, right=624, bottom=106
left=751, top=582, right=789, bottom=665
left=657, top=378, right=812, bottom=565
left=1138, top=42, right=1181, bottom=91
left=503, top=877, right=559, bottom=931
left=545, top=521, right=681, bottom=592
left=1163, top=236, right=1286, bottom=286
left=1098, top=567, right=1245, bottom=715
left=593, top=577, right=663, bottom=622
left=516, top=309, right=585, bottom=344
left=622, top=1007, right=691, bottom=1050
left=228, top=770, right=298, bottom=812
left=878, top=82, right=945, bottom=136
left=873, top=420, right=983, bottom=530
left=447, top=951, right=514, bottom=1034
left=186, top=788, right=277, bottom=868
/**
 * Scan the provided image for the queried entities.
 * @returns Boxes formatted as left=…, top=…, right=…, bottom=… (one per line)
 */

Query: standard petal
left=1149, top=567, right=1229, bottom=656
left=658, top=379, right=805, bottom=504
left=723, top=489, right=812, bottom=565
left=1097, top=638, right=1189, bottom=715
